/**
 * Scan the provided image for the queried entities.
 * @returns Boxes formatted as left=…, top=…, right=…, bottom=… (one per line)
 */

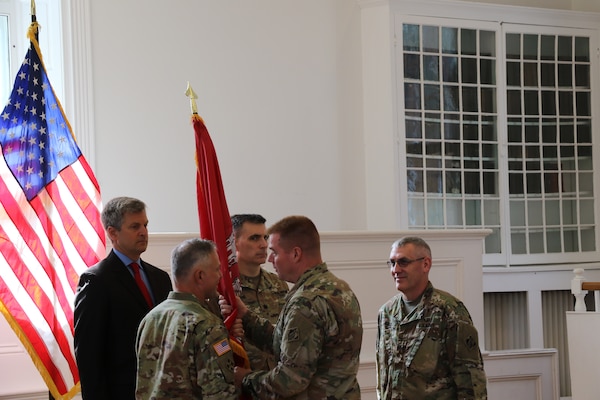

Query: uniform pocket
left=409, top=335, right=442, bottom=377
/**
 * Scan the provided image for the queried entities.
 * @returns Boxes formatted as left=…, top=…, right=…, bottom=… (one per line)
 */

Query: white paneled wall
left=138, top=229, right=489, bottom=397
left=567, top=312, right=600, bottom=400
left=1, top=229, right=560, bottom=399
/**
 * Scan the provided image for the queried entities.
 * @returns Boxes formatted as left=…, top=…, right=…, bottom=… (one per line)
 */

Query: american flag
left=212, top=338, right=232, bottom=356
left=0, top=22, right=105, bottom=399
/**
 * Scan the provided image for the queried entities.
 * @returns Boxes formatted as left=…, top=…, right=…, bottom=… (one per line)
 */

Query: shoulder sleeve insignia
left=287, top=327, right=300, bottom=342
left=212, top=338, right=232, bottom=356
left=465, top=335, right=477, bottom=350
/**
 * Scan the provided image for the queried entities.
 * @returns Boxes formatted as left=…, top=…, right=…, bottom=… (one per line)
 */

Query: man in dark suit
left=74, top=196, right=173, bottom=400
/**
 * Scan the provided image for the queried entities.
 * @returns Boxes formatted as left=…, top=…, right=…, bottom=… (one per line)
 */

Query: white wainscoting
left=0, top=229, right=558, bottom=399
left=566, top=311, right=600, bottom=400
left=483, top=349, right=560, bottom=400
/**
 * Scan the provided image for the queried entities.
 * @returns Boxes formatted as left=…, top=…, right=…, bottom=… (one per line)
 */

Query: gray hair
left=391, top=236, right=432, bottom=257
left=101, top=197, right=146, bottom=230
left=171, top=238, right=217, bottom=280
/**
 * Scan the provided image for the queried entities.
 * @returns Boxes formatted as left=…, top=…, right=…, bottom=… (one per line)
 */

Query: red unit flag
left=188, top=84, right=249, bottom=375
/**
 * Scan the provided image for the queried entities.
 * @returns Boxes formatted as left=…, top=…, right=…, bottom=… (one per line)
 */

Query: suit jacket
left=74, top=250, right=172, bottom=400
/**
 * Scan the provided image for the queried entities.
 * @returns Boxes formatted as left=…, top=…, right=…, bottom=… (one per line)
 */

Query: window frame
left=392, top=2, right=600, bottom=267
left=1, top=0, right=96, bottom=168
left=1, top=0, right=65, bottom=101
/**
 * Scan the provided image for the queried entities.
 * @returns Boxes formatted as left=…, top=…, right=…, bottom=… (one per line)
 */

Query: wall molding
left=0, top=229, right=558, bottom=399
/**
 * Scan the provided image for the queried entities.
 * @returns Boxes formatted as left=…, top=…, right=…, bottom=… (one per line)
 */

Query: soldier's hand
left=231, top=318, right=245, bottom=339
left=219, top=295, right=233, bottom=317
left=234, top=366, right=252, bottom=388
left=219, top=294, right=249, bottom=318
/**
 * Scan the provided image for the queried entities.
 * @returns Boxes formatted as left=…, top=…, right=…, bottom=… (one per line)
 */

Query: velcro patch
left=465, top=335, right=477, bottom=350
left=287, top=327, right=300, bottom=342
left=212, top=338, right=232, bottom=356
left=457, top=321, right=482, bottom=362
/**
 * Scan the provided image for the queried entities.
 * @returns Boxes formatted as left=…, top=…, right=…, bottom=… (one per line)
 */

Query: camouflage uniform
left=241, top=263, right=363, bottom=399
left=376, top=282, right=487, bottom=400
left=135, top=291, right=238, bottom=400
left=239, top=268, right=289, bottom=370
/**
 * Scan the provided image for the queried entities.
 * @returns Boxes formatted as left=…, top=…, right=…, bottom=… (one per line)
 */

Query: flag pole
left=30, top=4, right=48, bottom=399
left=186, top=83, right=251, bottom=390
left=30, top=0, right=39, bottom=41
left=34, top=3, right=49, bottom=398
left=34, top=3, right=49, bottom=399
left=185, top=82, right=198, bottom=115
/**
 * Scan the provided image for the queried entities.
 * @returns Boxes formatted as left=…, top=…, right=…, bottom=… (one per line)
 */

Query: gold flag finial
left=185, top=82, right=198, bottom=115
left=31, top=0, right=36, bottom=17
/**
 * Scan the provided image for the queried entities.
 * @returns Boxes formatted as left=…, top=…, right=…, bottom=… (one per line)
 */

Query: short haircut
left=267, top=215, right=320, bottom=254
left=391, top=236, right=432, bottom=258
left=170, top=238, right=217, bottom=281
left=231, top=214, right=266, bottom=237
left=101, top=197, right=146, bottom=230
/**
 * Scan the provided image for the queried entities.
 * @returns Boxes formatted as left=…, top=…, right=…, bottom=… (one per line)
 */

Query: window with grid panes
left=403, top=23, right=502, bottom=253
left=0, top=13, right=11, bottom=104
left=400, top=21, right=597, bottom=262
left=506, top=32, right=595, bottom=255
left=1, top=1, right=64, bottom=108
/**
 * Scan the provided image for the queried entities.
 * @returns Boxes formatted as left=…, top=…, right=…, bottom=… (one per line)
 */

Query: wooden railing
left=571, top=268, right=600, bottom=311
left=567, top=268, right=600, bottom=400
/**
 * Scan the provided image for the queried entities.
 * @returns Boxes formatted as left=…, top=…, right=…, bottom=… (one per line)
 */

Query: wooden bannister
left=571, top=268, right=600, bottom=312
left=581, top=282, right=600, bottom=291
left=567, top=268, right=600, bottom=400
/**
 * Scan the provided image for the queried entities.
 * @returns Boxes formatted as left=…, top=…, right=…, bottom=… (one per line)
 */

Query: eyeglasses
left=386, top=257, right=426, bottom=268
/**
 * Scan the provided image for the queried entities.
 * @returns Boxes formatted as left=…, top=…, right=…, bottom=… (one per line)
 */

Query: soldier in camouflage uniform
left=231, top=215, right=363, bottom=399
left=376, top=236, right=487, bottom=400
left=231, top=214, right=289, bottom=370
left=135, top=238, right=239, bottom=400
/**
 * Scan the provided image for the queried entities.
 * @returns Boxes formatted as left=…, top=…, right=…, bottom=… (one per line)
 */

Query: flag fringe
left=229, top=338, right=250, bottom=369
left=191, top=113, right=204, bottom=124
left=0, top=301, right=79, bottom=400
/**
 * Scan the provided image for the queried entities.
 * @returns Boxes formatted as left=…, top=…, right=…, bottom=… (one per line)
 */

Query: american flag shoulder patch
left=212, top=338, right=232, bottom=356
